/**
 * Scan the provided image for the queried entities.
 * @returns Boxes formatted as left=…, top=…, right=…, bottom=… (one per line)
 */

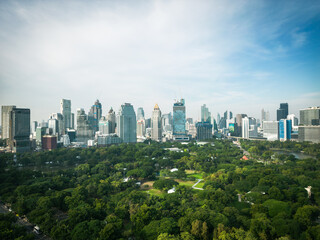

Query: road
left=0, top=203, right=51, bottom=240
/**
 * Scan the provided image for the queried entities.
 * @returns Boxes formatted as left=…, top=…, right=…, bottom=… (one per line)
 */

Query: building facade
left=137, top=119, right=146, bottom=138
left=60, top=99, right=72, bottom=130
left=173, top=99, right=187, bottom=140
left=201, top=104, right=211, bottom=123
left=117, top=103, right=137, bottom=143
left=263, top=121, right=279, bottom=141
left=300, top=107, right=320, bottom=126
left=42, top=135, right=57, bottom=150
left=76, top=108, right=94, bottom=143
left=89, top=99, right=102, bottom=132
left=298, top=126, right=320, bottom=143
left=279, top=119, right=292, bottom=141
left=137, top=107, right=145, bottom=120
left=196, top=122, right=213, bottom=140
left=107, top=108, right=116, bottom=133
left=277, top=103, right=288, bottom=121
left=151, top=104, right=162, bottom=141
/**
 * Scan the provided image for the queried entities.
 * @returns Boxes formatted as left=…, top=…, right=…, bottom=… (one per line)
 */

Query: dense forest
left=0, top=140, right=319, bottom=240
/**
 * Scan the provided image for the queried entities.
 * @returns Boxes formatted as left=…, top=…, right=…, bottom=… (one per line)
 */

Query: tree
left=294, top=205, right=320, bottom=230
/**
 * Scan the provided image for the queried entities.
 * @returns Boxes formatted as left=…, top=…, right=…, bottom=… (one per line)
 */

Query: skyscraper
left=51, top=113, right=64, bottom=136
left=300, top=107, right=320, bottom=126
left=76, top=108, right=94, bottom=143
left=107, top=108, right=116, bottom=133
left=279, top=119, right=292, bottom=141
left=151, top=104, right=162, bottom=141
left=277, top=103, right=288, bottom=121
left=48, top=116, right=59, bottom=136
left=201, top=104, right=211, bottom=122
left=60, top=99, right=72, bottom=130
left=236, top=114, right=247, bottom=137
left=242, top=117, right=249, bottom=139
left=117, top=103, right=136, bottom=143
left=1, top=105, right=16, bottom=140
left=196, top=122, right=213, bottom=140
left=137, top=107, right=145, bottom=120
left=3, top=106, right=31, bottom=153
left=137, top=119, right=146, bottom=138
left=89, top=99, right=102, bottom=132
left=263, top=121, right=279, bottom=141
left=99, top=116, right=109, bottom=134
left=173, top=99, right=187, bottom=140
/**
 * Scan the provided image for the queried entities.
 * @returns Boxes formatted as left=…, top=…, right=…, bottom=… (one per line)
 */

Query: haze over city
left=0, top=0, right=319, bottom=123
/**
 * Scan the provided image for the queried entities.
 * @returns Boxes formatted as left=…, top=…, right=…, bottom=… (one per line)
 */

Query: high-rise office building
left=261, top=108, right=270, bottom=128
left=242, top=117, right=257, bottom=139
left=300, top=107, right=320, bottom=126
left=173, top=99, right=188, bottom=140
left=76, top=108, right=94, bottom=143
left=196, top=122, right=213, bottom=140
left=89, top=99, right=102, bottom=132
left=162, top=113, right=172, bottom=132
left=279, top=119, right=292, bottom=141
left=137, top=107, right=145, bottom=120
left=263, top=121, right=279, bottom=141
left=242, top=117, right=249, bottom=139
left=51, top=113, right=64, bottom=136
left=287, top=114, right=299, bottom=128
left=99, top=116, right=109, bottom=134
left=60, top=99, right=72, bottom=130
left=32, top=121, right=38, bottom=134
left=201, top=104, right=211, bottom=122
left=117, top=103, right=136, bottom=143
left=48, top=116, right=59, bottom=136
left=1, top=105, right=16, bottom=140
left=236, top=114, right=247, bottom=137
left=1, top=106, right=31, bottom=152
left=137, top=119, right=146, bottom=138
left=298, top=126, right=320, bottom=143
left=107, top=108, right=116, bottom=133
left=229, top=111, right=233, bottom=120
left=151, top=104, right=162, bottom=141
left=36, top=127, right=47, bottom=146
left=217, top=113, right=221, bottom=126
left=277, top=103, right=288, bottom=121
left=6, top=107, right=31, bottom=152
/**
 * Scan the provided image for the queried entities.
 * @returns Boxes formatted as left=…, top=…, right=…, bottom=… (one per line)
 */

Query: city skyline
left=0, top=0, right=320, bottom=123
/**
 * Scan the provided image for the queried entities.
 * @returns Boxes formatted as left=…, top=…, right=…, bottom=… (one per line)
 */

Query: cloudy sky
left=0, top=0, right=319, bottom=123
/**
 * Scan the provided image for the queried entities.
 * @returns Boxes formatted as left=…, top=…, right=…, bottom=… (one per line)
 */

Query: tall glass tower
left=89, top=99, right=102, bottom=132
left=201, top=104, right=211, bottom=122
left=60, top=99, right=72, bottom=130
left=173, top=99, right=186, bottom=137
left=117, top=103, right=136, bottom=143
left=277, top=103, right=288, bottom=121
left=137, top=107, right=145, bottom=120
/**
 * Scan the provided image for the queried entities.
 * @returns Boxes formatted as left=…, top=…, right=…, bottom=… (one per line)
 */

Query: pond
left=271, top=150, right=316, bottom=160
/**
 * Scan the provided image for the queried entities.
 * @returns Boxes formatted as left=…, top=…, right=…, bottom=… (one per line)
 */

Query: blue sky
left=0, top=0, right=319, bottom=123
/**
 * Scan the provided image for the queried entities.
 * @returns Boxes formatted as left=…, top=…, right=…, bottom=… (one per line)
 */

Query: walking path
left=192, top=179, right=204, bottom=190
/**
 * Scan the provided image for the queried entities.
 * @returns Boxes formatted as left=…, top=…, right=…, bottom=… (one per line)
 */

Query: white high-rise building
left=60, top=99, right=72, bottom=130
left=117, top=103, right=136, bottom=143
left=137, top=119, right=146, bottom=138
left=263, top=121, right=279, bottom=140
left=151, top=104, right=162, bottom=141
left=242, top=117, right=249, bottom=139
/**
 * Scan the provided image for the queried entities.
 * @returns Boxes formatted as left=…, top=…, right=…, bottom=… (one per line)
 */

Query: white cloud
left=0, top=0, right=319, bottom=122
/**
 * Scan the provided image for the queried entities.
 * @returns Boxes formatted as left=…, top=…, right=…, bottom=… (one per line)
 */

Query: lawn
left=175, top=179, right=196, bottom=187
